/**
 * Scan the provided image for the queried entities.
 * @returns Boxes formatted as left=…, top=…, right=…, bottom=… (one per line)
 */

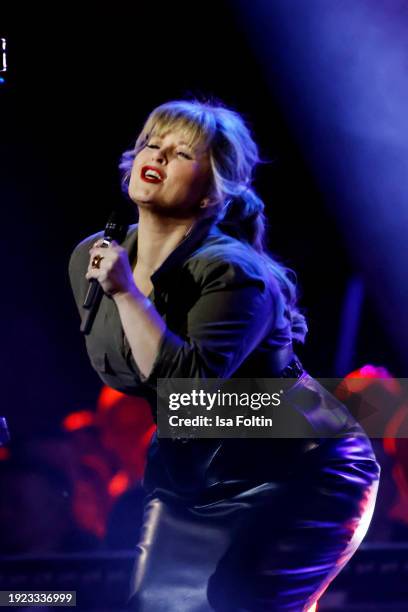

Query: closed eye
left=145, top=143, right=193, bottom=159
left=177, top=151, right=193, bottom=160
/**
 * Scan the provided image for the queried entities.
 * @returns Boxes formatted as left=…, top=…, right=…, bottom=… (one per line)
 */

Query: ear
left=199, top=197, right=211, bottom=209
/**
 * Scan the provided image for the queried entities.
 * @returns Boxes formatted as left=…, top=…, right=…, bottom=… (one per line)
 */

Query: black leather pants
left=128, top=434, right=380, bottom=611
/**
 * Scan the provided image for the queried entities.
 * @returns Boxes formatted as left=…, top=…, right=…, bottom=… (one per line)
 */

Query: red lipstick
left=141, top=165, right=165, bottom=183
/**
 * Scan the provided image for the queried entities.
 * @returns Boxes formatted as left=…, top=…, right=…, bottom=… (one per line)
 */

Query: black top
left=68, top=217, right=346, bottom=505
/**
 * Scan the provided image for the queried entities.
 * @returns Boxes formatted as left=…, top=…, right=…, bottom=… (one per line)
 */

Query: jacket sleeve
left=138, top=257, right=279, bottom=386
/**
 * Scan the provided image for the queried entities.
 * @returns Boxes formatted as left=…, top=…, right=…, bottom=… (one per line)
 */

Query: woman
left=69, top=100, right=380, bottom=611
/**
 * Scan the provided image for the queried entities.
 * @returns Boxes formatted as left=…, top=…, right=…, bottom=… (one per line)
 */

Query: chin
left=128, top=186, right=154, bottom=205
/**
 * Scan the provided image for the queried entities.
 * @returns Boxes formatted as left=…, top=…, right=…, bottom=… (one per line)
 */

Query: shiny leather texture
left=129, top=376, right=380, bottom=611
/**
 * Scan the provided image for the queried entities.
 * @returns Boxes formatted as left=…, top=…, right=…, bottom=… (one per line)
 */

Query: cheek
left=130, top=157, right=140, bottom=179
left=129, top=159, right=142, bottom=190
left=130, top=150, right=146, bottom=176
left=190, top=169, right=210, bottom=197
left=181, top=165, right=208, bottom=191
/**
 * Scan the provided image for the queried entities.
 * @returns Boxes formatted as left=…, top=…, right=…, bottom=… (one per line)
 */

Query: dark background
left=1, top=2, right=400, bottom=439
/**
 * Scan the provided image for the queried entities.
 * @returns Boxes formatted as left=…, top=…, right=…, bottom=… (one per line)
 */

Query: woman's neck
left=134, top=209, right=196, bottom=276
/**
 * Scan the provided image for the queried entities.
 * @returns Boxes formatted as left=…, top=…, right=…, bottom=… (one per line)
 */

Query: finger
left=89, top=238, right=111, bottom=252
left=91, top=238, right=104, bottom=249
left=101, top=240, right=122, bottom=254
left=86, top=261, right=108, bottom=276
left=85, top=269, right=98, bottom=280
left=88, top=253, right=107, bottom=275
left=108, top=241, right=127, bottom=256
left=88, top=246, right=114, bottom=260
left=89, top=246, right=103, bottom=256
left=87, top=257, right=103, bottom=272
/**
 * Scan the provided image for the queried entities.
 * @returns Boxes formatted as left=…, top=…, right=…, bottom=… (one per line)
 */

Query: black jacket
left=69, top=217, right=378, bottom=505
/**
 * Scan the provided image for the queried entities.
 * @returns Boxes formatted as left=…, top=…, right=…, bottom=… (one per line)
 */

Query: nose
left=151, top=147, right=166, bottom=164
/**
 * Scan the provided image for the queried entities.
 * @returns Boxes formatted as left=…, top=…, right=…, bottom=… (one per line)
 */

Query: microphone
left=80, top=208, right=131, bottom=335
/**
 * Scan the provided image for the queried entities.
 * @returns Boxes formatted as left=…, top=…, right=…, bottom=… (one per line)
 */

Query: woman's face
left=128, top=130, right=212, bottom=216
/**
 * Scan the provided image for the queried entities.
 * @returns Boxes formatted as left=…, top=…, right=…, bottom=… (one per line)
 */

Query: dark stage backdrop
left=1, top=3, right=400, bottom=438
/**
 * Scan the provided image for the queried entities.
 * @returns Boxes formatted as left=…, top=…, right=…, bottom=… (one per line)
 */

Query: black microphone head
left=104, top=206, right=134, bottom=243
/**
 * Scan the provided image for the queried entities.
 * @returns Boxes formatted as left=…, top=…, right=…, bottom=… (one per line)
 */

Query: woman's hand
left=86, top=239, right=136, bottom=298
left=86, top=238, right=165, bottom=379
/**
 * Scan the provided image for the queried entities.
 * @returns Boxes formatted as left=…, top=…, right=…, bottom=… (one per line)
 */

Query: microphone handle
left=82, top=277, right=101, bottom=309
left=80, top=283, right=104, bottom=335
